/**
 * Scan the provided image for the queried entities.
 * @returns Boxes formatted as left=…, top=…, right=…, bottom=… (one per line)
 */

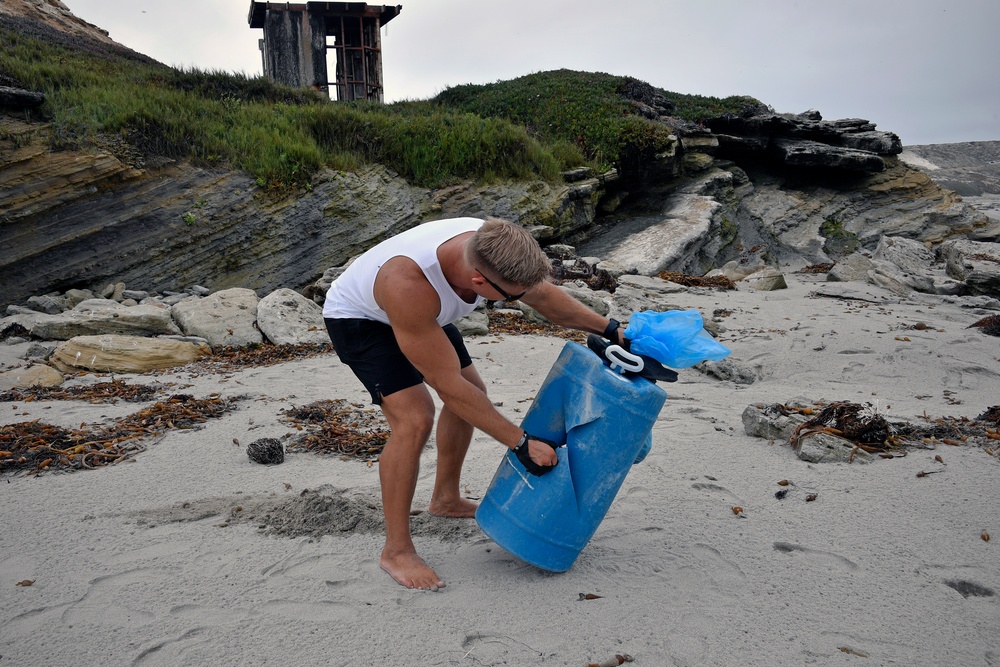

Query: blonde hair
left=467, top=218, right=551, bottom=286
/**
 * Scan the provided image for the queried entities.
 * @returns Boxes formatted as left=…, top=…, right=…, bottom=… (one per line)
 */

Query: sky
left=62, top=0, right=999, bottom=147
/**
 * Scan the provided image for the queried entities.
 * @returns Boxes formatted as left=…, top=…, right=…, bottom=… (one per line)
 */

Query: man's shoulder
left=376, top=256, right=435, bottom=295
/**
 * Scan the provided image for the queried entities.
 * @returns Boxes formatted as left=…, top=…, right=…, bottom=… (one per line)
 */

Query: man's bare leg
left=429, top=364, right=485, bottom=518
left=377, top=385, right=445, bottom=590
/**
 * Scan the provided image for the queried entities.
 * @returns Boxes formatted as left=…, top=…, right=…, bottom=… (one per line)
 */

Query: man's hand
left=513, top=432, right=559, bottom=475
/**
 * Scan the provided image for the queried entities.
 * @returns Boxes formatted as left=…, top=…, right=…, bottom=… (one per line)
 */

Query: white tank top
left=322, top=218, right=485, bottom=325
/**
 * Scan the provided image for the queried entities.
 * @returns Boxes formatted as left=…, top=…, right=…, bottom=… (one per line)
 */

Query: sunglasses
left=477, top=268, right=527, bottom=301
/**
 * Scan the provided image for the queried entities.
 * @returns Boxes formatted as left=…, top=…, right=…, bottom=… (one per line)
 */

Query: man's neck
left=438, top=233, right=478, bottom=302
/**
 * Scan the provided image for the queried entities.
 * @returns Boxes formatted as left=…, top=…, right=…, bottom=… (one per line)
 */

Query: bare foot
left=380, top=549, right=446, bottom=591
left=428, top=496, right=478, bottom=518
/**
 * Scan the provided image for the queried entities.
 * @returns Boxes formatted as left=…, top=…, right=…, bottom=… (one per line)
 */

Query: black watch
left=602, top=318, right=621, bottom=342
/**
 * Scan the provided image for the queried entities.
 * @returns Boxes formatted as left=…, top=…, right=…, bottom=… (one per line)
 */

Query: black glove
left=513, top=431, right=559, bottom=476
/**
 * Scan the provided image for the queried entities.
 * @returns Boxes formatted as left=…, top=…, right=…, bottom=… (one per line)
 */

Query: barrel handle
left=604, top=344, right=644, bottom=374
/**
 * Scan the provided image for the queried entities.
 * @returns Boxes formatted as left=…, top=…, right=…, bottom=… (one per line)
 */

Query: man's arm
left=519, top=281, right=625, bottom=344
left=374, top=257, right=557, bottom=466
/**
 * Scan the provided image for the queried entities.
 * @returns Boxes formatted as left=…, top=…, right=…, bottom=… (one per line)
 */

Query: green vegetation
left=436, top=70, right=760, bottom=173
left=1, top=21, right=761, bottom=191
left=819, top=217, right=859, bottom=257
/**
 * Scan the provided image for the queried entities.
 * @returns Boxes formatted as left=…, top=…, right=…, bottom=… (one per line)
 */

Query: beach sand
left=2, top=272, right=998, bottom=666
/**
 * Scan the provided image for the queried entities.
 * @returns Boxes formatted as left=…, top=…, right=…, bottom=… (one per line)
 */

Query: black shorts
left=325, top=318, right=473, bottom=404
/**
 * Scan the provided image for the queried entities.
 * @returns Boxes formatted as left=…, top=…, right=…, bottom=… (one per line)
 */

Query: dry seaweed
left=794, top=401, right=893, bottom=447
left=0, top=393, right=239, bottom=476
left=967, top=315, right=1000, bottom=337
left=891, top=410, right=1000, bottom=454
left=798, top=263, right=834, bottom=274
left=281, top=399, right=390, bottom=461
left=783, top=401, right=1000, bottom=458
left=549, top=258, right=619, bottom=292
left=656, top=271, right=737, bottom=290
left=0, top=378, right=160, bottom=404
left=487, top=311, right=587, bottom=341
left=178, top=342, right=335, bottom=373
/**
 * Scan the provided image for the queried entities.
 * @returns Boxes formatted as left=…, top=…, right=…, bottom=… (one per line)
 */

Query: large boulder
left=577, top=169, right=731, bottom=275
left=707, top=110, right=902, bottom=167
left=48, top=335, right=210, bottom=373
left=828, top=253, right=877, bottom=283
left=940, top=239, right=1000, bottom=297
left=27, top=300, right=180, bottom=340
left=256, top=288, right=329, bottom=346
left=770, top=138, right=886, bottom=173
left=610, top=274, right=687, bottom=320
left=170, top=288, right=262, bottom=349
left=0, top=364, right=64, bottom=390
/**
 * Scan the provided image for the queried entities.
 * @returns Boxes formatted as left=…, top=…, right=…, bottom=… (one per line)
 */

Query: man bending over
left=323, top=217, right=625, bottom=590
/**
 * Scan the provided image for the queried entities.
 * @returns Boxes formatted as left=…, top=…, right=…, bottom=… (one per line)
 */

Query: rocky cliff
left=2, top=0, right=997, bottom=310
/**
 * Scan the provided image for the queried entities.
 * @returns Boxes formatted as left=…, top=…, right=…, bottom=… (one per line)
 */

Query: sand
left=1, top=272, right=998, bottom=667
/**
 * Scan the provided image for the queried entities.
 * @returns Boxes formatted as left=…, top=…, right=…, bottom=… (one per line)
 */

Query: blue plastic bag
left=623, top=310, right=731, bottom=369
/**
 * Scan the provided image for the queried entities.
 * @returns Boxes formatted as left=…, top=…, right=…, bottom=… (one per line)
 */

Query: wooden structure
left=248, top=2, right=402, bottom=102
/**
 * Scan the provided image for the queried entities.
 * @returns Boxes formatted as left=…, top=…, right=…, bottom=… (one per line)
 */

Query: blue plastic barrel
left=475, top=341, right=667, bottom=572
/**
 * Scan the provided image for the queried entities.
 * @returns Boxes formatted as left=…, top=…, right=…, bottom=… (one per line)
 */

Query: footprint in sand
left=133, top=627, right=209, bottom=667
left=917, top=564, right=997, bottom=600
left=259, top=598, right=351, bottom=622
left=169, top=603, right=250, bottom=624
left=62, top=567, right=164, bottom=627
left=772, top=542, right=859, bottom=570
left=690, top=479, right=746, bottom=508
left=460, top=631, right=544, bottom=664
left=691, top=543, right=747, bottom=589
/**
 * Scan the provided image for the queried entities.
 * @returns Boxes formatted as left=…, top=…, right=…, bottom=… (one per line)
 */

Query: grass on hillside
left=1, top=16, right=762, bottom=192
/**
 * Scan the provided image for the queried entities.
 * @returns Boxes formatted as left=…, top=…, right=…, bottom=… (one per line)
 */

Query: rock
left=742, top=403, right=875, bottom=463
left=25, top=294, right=67, bottom=314
left=64, top=289, right=94, bottom=307
left=792, top=431, right=876, bottom=464
left=546, top=244, right=576, bottom=259
left=305, top=268, right=340, bottom=305
left=872, top=257, right=936, bottom=295
left=871, top=234, right=937, bottom=291
left=170, top=288, right=263, bottom=349
left=455, top=310, right=489, bottom=336
left=867, top=265, right=917, bottom=297
left=770, top=138, right=886, bottom=172
left=0, top=313, right=39, bottom=341
left=520, top=285, right=611, bottom=324
left=24, top=342, right=56, bottom=360
left=28, top=300, right=181, bottom=340
left=558, top=286, right=610, bottom=316
left=594, top=259, right=629, bottom=279
left=0, top=364, right=64, bottom=390
left=742, top=267, right=787, bottom=291
left=900, top=141, right=1000, bottom=197
left=247, top=438, right=284, bottom=465
left=872, top=235, right=930, bottom=272
left=940, top=239, right=1000, bottom=297
left=578, top=172, right=726, bottom=275
left=708, top=254, right=770, bottom=281
left=707, top=110, right=902, bottom=164
left=1, top=162, right=434, bottom=310
left=256, top=288, right=329, bottom=346
left=100, top=282, right=125, bottom=300
left=48, top=334, right=210, bottom=373
left=0, top=86, right=45, bottom=110
left=610, top=274, right=687, bottom=320
left=697, top=359, right=759, bottom=385
left=742, top=404, right=808, bottom=440
left=618, top=274, right=689, bottom=296
left=828, top=253, right=876, bottom=282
